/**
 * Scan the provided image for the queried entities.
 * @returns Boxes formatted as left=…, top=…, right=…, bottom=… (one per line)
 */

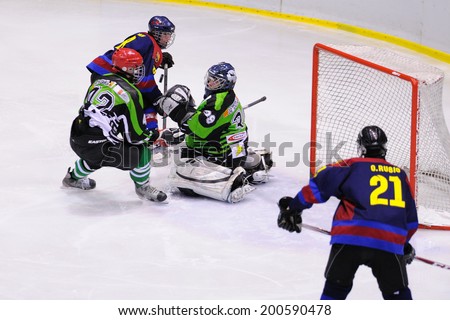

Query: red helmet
left=112, top=48, right=144, bottom=84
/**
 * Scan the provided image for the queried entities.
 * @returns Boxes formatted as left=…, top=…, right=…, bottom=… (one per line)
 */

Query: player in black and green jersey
left=157, top=62, right=272, bottom=203
left=62, top=48, right=166, bottom=202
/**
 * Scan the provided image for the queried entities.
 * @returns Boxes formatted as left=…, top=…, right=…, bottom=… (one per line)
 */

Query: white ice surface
left=0, top=0, right=449, bottom=300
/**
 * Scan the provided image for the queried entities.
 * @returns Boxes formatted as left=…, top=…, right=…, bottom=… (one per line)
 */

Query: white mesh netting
left=312, top=44, right=450, bottom=228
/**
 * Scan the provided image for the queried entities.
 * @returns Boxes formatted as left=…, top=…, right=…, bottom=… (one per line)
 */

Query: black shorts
left=324, top=244, right=409, bottom=294
left=69, top=116, right=145, bottom=170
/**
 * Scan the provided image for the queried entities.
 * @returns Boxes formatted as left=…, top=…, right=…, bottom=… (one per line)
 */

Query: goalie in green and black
left=156, top=62, right=272, bottom=203
left=62, top=48, right=166, bottom=202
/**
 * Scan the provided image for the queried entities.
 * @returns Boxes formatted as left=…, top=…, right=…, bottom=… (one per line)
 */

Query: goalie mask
left=148, top=16, right=176, bottom=49
left=112, top=48, right=145, bottom=84
left=204, top=62, right=237, bottom=95
left=357, top=125, right=388, bottom=158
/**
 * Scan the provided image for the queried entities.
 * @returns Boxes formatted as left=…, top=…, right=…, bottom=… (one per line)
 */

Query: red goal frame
left=310, top=43, right=419, bottom=200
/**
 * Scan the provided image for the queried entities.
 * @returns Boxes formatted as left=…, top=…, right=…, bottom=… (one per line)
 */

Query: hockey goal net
left=310, top=43, right=450, bottom=230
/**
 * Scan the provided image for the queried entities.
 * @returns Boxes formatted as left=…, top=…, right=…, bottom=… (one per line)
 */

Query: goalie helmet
left=148, top=16, right=176, bottom=49
left=112, top=48, right=144, bottom=84
left=357, top=125, right=388, bottom=158
left=204, top=62, right=237, bottom=94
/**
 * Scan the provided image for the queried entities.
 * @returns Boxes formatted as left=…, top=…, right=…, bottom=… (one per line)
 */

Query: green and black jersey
left=79, top=74, right=154, bottom=145
left=184, top=90, right=248, bottom=164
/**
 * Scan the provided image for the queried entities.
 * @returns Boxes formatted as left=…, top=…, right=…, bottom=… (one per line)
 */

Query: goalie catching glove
left=157, top=84, right=196, bottom=124
left=277, top=196, right=303, bottom=233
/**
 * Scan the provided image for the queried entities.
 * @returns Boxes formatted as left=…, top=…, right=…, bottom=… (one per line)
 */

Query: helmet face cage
left=151, top=30, right=175, bottom=49
left=356, top=125, right=388, bottom=157
left=148, top=16, right=176, bottom=49
left=204, top=62, right=237, bottom=92
left=117, top=65, right=145, bottom=84
left=130, top=65, right=145, bottom=84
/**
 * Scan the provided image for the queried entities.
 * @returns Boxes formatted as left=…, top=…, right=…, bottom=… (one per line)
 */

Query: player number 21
left=369, top=175, right=406, bottom=208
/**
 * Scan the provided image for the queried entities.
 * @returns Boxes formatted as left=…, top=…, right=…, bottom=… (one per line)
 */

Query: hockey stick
left=301, top=223, right=450, bottom=270
left=414, top=256, right=450, bottom=270
left=155, top=94, right=265, bottom=142
left=162, top=64, right=169, bottom=129
left=243, top=96, right=267, bottom=110
left=152, top=95, right=266, bottom=161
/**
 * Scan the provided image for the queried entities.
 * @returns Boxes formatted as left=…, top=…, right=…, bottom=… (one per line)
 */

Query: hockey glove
left=161, top=128, right=185, bottom=145
left=403, top=243, right=416, bottom=264
left=160, top=52, right=174, bottom=69
left=153, top=128, right=185, bottom=148
left=277, top=196, right=302, bottom=233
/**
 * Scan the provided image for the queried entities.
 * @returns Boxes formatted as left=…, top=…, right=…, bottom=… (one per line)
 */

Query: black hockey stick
left=162, top=64, right=169, bottom=129
left=151, top=95, right=267, bottom=157
left=156, top=94, right=265, bottom=136
left=244, top=96, right=267, bottom=110
left=301, top=223, right=450, bottom=270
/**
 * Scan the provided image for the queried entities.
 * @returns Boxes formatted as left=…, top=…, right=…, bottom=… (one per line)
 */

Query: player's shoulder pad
left=108, top=80, right=131, bottom=103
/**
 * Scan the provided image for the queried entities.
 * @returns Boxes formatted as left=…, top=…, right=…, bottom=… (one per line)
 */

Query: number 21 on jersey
left=369, top=175, right=406, bottom=208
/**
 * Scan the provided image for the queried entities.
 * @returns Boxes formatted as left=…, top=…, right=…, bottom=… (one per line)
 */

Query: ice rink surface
left=0, top=0, right=449, bottom=300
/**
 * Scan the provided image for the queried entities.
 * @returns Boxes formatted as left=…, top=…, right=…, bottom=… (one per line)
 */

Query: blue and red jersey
left=290, top=157, right=418, bottom=254
left=86, top=32, right=163, bottom=130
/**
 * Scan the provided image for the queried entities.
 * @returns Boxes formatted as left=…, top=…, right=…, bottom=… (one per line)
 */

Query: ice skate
left=135, top=184, right=167, bottom=202
left=226, top=167, right=255, bottom=203
left=228, top=183, right=255, bottom=203
left=62, top=169, right=96, bottom=190
left=248, top=170, right=270, bottom=184
left=243, top=147, right=273, bottom=185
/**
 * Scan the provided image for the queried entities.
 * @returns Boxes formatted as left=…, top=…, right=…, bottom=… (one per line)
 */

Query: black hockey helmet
left=204, top=62, right=237, bottom=94
left=148, top=16, right=175, bottom=49
left=357, top=125, right=388, bottom=158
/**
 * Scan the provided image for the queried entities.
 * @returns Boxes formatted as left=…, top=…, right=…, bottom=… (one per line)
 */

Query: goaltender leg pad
left=168, top=157, right=254, bottom=203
